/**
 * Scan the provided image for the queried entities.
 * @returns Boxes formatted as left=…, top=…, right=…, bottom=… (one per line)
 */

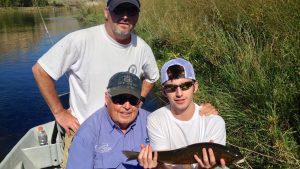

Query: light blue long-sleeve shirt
left=67, top=106, right=150, bottom=169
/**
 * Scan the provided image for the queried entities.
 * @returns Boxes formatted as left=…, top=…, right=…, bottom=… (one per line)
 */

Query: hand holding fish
left=194, top=148, right=226, bottom=169
left=138, top=144, right=158, bottom=168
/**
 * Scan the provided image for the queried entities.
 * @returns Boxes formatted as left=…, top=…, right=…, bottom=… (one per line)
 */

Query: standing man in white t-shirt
left=138, top=58, right=226, bottom=168
left=32, top=0, right=159, bottom=135
left=32, top=0, right=159, bottom=168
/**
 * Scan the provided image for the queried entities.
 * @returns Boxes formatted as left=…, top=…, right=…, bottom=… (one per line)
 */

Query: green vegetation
left=66, top=0, right=300, bottom=168
left=76, top=1, right=105, bottom=27
left=0, top=0, right=48, bottom=7
left=137, top=1, right=300, bottom=168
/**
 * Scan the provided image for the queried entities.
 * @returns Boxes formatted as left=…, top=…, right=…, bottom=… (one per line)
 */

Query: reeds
left=76, top=1, right=105, bottom=27
left=136, top=0, right=300, bottom=168
left=77, top=0, right=299, bottom=167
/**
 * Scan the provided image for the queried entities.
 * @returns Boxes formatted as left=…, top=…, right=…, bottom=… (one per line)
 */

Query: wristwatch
left=140, top=96, right=146, bottom=103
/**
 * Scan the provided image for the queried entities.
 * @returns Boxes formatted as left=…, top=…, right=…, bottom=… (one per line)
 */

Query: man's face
left=105, top=93, right=140, bottom=130
left=105, top=3, right=139, bottom=41
left=162, top=78, right=198, bottom=114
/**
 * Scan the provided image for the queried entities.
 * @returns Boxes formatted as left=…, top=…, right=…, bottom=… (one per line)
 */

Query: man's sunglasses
left=112, top=5, right=140, bottom=16
left=163, top=81, right=194, bottom=93
left=110, top=94, right=140, bottom=106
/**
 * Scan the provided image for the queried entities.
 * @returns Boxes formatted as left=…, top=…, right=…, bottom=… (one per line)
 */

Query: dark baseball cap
left=107, top=72, right=141, bottom=99
left=107, top=0, right=140, bottom=11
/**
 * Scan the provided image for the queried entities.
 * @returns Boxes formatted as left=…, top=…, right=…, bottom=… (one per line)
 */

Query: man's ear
left=104, top=7, right=109, bottom=20
left=193, top=81, right=199, bottom=93
left=104, top=91, right=109, bottom=105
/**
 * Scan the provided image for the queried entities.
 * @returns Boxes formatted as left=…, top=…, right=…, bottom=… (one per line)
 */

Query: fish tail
left=122, top=151, right=139, bottom=161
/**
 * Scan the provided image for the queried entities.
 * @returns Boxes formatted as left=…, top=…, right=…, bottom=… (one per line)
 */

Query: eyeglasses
left=110, top=94, right=140, bottom=106
left=112, top=5, right=140, bottom=16
left=163, top=81, right=194, bottom=93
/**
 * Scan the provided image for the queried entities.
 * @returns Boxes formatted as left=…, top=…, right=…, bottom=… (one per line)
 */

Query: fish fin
left=122, top=151, right=139, bottom=161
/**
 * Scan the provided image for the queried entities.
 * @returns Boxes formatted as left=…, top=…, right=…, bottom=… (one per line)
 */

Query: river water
left=0, top=7, right=84, bottom=161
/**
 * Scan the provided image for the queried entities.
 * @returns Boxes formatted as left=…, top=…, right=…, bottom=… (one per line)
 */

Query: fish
left=123, top=142, right=244, bottom=166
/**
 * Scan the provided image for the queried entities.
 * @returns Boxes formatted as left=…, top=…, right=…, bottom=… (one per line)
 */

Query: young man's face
left=162, top=78, right=198, bottom=114
left=105, top=3, right=139, bottom=42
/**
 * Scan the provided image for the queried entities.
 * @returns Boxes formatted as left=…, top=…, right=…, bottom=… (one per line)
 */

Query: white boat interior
left=0, top=121, right=64, bottom=169
left=0, top=93, right=69, bottom=169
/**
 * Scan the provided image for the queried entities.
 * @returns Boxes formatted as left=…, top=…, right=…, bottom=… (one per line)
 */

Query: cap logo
left=107, top=72, right=141, bottom=99
left=123, top=74, right=133, bottom=83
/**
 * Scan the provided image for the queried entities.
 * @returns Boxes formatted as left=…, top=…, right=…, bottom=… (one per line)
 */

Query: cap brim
left=109, top=87, right=140, bottom=99
left=108, top=0, right=140, bottom=11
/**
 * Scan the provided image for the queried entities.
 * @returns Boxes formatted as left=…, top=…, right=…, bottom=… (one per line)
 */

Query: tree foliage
left=0, top=0, right=48, bottom=7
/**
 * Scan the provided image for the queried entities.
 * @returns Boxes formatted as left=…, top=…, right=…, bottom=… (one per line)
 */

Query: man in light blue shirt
left=67, top=72, right=149, bottom=168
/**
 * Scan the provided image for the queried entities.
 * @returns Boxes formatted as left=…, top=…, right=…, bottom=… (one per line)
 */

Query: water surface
left=0, top=7, right=83, bottom=161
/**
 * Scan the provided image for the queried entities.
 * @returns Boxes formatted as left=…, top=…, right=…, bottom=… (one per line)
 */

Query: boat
left=0, top=92, right=163, bottom=169
left=0, top=94, right=70, bottom=169
left=0, top=121, right=64, bottom=169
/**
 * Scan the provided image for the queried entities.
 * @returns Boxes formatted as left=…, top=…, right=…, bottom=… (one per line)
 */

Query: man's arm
left=32, top=63, right=79, bottom=135
left=140, top=80, right=155, bottom=104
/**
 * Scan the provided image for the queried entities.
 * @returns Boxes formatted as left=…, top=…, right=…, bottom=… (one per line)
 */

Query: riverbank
left=0, top=0, right=102, bottom=8
left=0, top=6, right=62, bottom=12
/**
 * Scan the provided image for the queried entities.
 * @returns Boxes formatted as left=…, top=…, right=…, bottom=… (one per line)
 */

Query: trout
left=123, top=142, right=244, bottom=166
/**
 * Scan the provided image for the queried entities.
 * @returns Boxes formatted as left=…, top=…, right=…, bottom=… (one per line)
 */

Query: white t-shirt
left=147, top=104, right=226, bottom=151
left=38, top=24, right=159, bottom=124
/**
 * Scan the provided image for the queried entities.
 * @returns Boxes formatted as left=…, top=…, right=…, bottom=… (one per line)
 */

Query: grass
left=75, top=1, right=105, bottom=27
left=78, top=0, right=299, bottom=168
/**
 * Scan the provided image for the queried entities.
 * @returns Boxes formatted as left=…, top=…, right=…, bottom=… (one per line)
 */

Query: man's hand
left=54, top=109, right=80, bottom=136
left=199, top=103, right=218, bottom=116
left=194, top=148, right=226, bottom=169
left=138, top=144, right=158, bottom=168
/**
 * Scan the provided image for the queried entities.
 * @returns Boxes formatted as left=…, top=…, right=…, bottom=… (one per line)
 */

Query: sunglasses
left=112, top=5, right=140, bottom=16
left=163, top=81, right=194, bottom=93
left=110, top=94, right=140, bottom=106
